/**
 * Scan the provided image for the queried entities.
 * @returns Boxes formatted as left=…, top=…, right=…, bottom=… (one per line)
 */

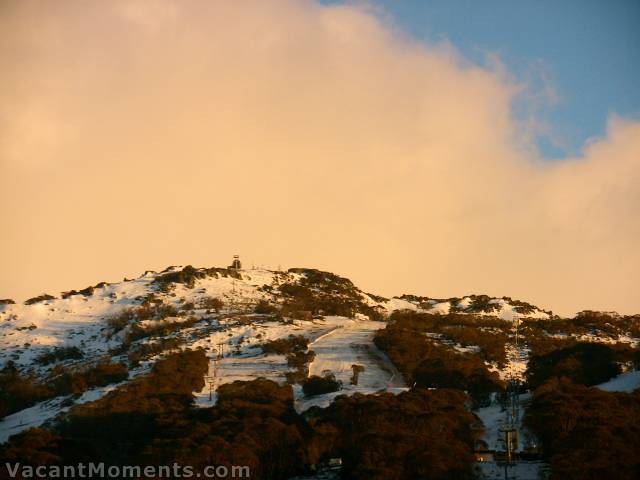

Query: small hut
left=228, top=255, right=242, bottom=270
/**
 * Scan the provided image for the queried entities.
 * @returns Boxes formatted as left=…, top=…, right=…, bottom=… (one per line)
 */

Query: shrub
left=286, top=350, right=316, bottom=371
left=467, top=295, right=499, bottom=313
left=0, top=362, right=51, bottom=418
left=106, top=304, right=180, bottom=335
left=526, top=342, right=621, bottom=388
left=308, top=388, right=480, bottom=479
left=0, top=368, right=482, bottom=480
left=302, top=373, right=342, bottom=396
left=69, top=349, right=208, bottom=419
left=81, top=361, right=128, bottom=387
left=199, top=296, right=224, bottom=312
left=524, top=333, right=576, bottom=357
left=125, top=316, right=199, bottom=343
left=106, top=313, right=131, bottom=334
left=127, top=337, right=186, bottom=366
left=279, top=269, right=384, bottom=320
left=153, top=265, right=215, bottom=292
left=61, top=285, right=96, bottom=299
left=46, top=361, right=128, bottom=397
left=35, top=346, right=84, bottom=366
left=254, top=300, right=278, bottom=314
left=262, top=335, right=309, bottom=355
left=374, top=312, right=504, bottom=406
left=181, top=301, right=195, bottom=311
left=285, top=350, right=316, bottom=384
left=525, top=378, right=640, bottom=479
left=24, top=294, right=55, bottom=305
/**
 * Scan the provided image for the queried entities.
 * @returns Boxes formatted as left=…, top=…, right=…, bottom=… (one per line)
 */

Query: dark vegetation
left=285, top=351, right=316, bottom=384
left=280, top=268, right=384, bottom=320
left=522, top=310, right=640, bottom=345
left=261, top=335, right=316, bottom=384
left=60, top=282, right=108, bottom=299
left=307, top=389, right=481, bottom=480
left=153, top=265, right=209, bottom=291
left=1, top=355, right=480, bottom=480
left=199, top=296, right=224, bottom=312
left=0, top=354, right=306, bottom=479
left=106, top=303, right=180, bottom=335
left=126, top=316, right=200, bottom=343
left=0, top=363, right=50, bottom=419
left=35, top=346, right=84, bottom=366
left=302, top=373, right=342, bottom=396
left=436, top=324, right=509, bottom=367
left=464, top=295, right=500, bottom=314
left=381, top=311, right=510, bottom=366
left=520, top=313, right=640, bottom=478
left=153, top=265, right=240, bottom=293
left=398, top=294, right=547, bottom=316
left=106, top=303, right=203, bottom=355
left=47, top=361, right=128, bottom=396
left=126, top=337, right=186, bottom=366
left=0, top=360, right=128, bottom=419
left=254, top=299, right=279, bottom=314
left=526, top=342, right=623, bottom=389
left=261, top=335, right=309, bottom=355
left=525, top=378, right=640, bottom=479
left=24, top=294, right=55, bottom=305
left=523, top=334, right=577, bottom=357
left=374, top=311, right=504, bottom=406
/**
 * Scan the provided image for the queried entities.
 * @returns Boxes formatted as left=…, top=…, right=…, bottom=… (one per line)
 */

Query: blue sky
left=329, top=0, right=640, bottom=159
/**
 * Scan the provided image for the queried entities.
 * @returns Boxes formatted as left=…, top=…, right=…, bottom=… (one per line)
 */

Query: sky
left=0, top=0, right=639, bottom=316
left=366, top=0, right=640, bottom=159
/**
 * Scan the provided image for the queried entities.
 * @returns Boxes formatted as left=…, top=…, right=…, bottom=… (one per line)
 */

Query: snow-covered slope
left=0, top=266, right=554, bottom=371
left=388, top=294, right=551, bottom=320
left=0, top=263, right=616, bottom=443
left=596, top=370, right=640, bottom=393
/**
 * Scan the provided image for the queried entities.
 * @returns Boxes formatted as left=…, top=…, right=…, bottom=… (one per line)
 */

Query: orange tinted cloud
left=1, top=0, right=638, bottom=315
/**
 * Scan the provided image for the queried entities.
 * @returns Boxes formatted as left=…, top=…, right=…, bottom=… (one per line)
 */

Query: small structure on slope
left=228, top=255, right=242, bottom=270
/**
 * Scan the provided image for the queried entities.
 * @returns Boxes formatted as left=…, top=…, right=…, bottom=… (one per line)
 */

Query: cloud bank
left=1, top=0, right=639, bottom=315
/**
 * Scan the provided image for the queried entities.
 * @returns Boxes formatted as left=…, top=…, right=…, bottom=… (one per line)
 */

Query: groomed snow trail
left=295, top=318, right=407, bottom=412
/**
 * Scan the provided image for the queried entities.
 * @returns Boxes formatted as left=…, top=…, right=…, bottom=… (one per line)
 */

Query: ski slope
left=294, top=318, right=407, bottom=412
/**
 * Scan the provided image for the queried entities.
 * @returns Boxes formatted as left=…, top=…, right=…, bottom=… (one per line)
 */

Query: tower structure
left=229, top=255, right=242, bottom=270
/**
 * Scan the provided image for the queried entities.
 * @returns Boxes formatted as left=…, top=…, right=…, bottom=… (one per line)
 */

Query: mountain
left=1, top=264, right=639, bottom=479
left=0, top=265, right=552, bottom=367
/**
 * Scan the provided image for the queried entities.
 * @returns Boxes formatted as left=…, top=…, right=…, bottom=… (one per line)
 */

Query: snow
left=596, top=370, right=640, bottom=393
left=189, top=316, right=407, bottom=412
left=547, top=331, right=639, bottom=347
left=294, top=318, right=407, bottom=412
left=428, top=301, right=451, bottom=315
left=0, top=265, right=555, bottom=380
left=474, top=392, right=547, bottom=479
left=457, top=297, right=473, bottom=309
left=499, top=344, right=530, bottom=381
left=385, top=297, right=421, bottom=312
left=483, top=299, right=548, bottom=322
left=0, top=383, right=124, bottom=443
left=0, top=275, right=157, bottom=368
left=0, top=263, right=622, bottom=452
left=384, top=295, right=550, bottom=321
left=476, top=460, right=547, bottom=480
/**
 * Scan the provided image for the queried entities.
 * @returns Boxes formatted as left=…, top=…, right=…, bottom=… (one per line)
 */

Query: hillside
left=1, top=264, right=639, bottom=479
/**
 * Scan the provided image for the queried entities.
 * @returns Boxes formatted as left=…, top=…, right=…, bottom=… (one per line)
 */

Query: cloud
left=1, top=0, right=638, bottom=315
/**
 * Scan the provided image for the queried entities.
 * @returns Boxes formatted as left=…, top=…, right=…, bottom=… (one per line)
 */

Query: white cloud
left=0, top=0, right=638, bottom=315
